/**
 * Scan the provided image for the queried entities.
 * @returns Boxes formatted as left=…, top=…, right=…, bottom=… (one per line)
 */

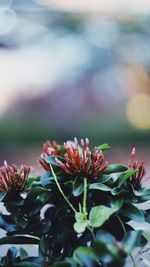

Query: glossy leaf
left=122, top=230, right=143, bottom=254
left=19, top=248, right=28, bottom=259
left=144, top=209, right=150, bottom=223
left=73, top=247, right=99, bottom=267
left=0, top=192, right=5, bottom=201
left=24, top=187, right=51, bottom=217
left=27, top=177, right=41, bottom=188
left=74, top=220, right=88, bottom=234
left=45, top=156, right=65, bottom=166
left=111, top=187, right=128, bottom=195
left=120, top=204, right=145, bottom=222
left=89, top=205, right=116, bottom=228
left=97, top=174, right=112, bottom=183
left=30, top=218, right=51, bottom=235
left=39, top=235, right=49, bottom=256
left=118, top=170, right=138, bottom=188
left=110, top=198, right=124, bottom=210
left=89, top=183, right=111, bottom=192
left=93, top=232, right=125, bottom=266
left=133, top=224, right=150, bottom=243
left=96, top=230, right=114, bottom=244
left=12, top=214, right=28, bottom=228
left=25, top=187, right=50, bottom=205
left=97, top=143, right=111, bottom=152
left=137, top=188, right=150, bottom=202
left=73, top=179, right=84, bottom=197
left=0, top=213, right=20, bottom=232
left=105, top=164, right=128, bottom=174
left=41, top=174, right=54, bottom=186
left=7, top=247, right=18, bottom=263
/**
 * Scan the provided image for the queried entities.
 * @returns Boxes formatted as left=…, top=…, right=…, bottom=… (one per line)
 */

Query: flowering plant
left=0, top=138, right=150, bottom=267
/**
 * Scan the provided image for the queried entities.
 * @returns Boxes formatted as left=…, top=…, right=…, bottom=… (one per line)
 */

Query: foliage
left=0, top=138, right=150, bottom=267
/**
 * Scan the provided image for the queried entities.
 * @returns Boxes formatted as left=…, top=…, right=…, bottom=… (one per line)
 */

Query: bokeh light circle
left=126, top=94, right=150, bottom=129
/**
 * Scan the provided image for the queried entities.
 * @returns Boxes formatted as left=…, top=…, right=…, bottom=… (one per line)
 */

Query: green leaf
left=73, top=179, right=84, bottom=197
left=109, top=173, right=123, bottom=183
left=131, top=187, right=145, bottom=197
left=98, top=174, right=112, bottom=183
left=38, top=192, right=50, bottom=204
left=118, top=170, right=138, bottom=188
left=27, top=177, right=40, bottom=187
left=73, top=247, right=98, bottom=266
left=120, top=204, right=145, bottom=222
left=122, top=231, right=142, bottom=254
left=0, top=235, right=39, bottom=245
left=138, top=225, right=150, bottom=243
left=93, top=232, right=125, bottom=266
left=24, top=187, right=51, bottom=216
left=45, top=156, right=65, bottom=166
left=75, top=212, right=85, bottom=222
left=74, top=221, right=88, bottom=234
left=39, top=235, right=49, bottom=255
left=25, top=186, right=50, bottom=205
left=19, top=248, right=28, bottom=259
left=96, top=230, right=114, bottom=244
left=60, top=145, right=66, bottom=155
left=0, top=192, right=5, bottom=201
left=0, top=213, right=20, bottom=232
left=97, top=143, right=111, bottom=152
left=111, top=187, right=128, bottom=195
left=105, top=164, right=128, bottom=174
left=110, top=198, right=124, bottom=210
left=7, top=247, right=18, bottom=263
left=89, top=205, right=116, bottom=228
left=144, top=209, right=150, bottom=223
left=74, top=212, right=88, bottom=233
left=89, top=183, right=111, bottom=192
left=138, top=188, right=150, bottom=202
left=12, top=214, right=28, bottom=228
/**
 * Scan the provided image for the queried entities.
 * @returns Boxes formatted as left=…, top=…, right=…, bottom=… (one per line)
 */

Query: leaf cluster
left=0, top=143, right=150, bottom=267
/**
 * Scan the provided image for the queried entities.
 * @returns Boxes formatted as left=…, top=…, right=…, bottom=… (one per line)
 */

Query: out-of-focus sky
left=0, top=0, right=150, bottom=169
left=41, top=0, right=150, bottom=14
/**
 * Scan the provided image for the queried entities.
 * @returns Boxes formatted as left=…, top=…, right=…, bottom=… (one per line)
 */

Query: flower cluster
left=0, top=161, right=30, bottom=193
left=55, top=137, right=108, bottom=179
left=129, top=148, right=146, bottom=188
left=39, top=140, right=61, bottom=171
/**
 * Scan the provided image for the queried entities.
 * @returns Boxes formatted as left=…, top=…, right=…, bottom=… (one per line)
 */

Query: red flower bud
left=0, top=161, right=30, bottom=193
left=56, top=137, right=107, bottom=180
left=39, top=141, right=61, bottom=171
left=129, top=148, right=146, bottom=188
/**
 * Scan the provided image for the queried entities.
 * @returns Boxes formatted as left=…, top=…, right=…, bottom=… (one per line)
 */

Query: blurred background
left=0, top=0, right=150, bottom=174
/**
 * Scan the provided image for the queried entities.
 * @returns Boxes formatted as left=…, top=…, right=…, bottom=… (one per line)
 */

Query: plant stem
left=116, top=214, right=136, bottom=267
left=50, top=164, right=77, bottom=214
left=83, top=178, right=87, bottom=220
left=116, top=214, right=126, bottom=235
left=87, top=225, right=96, bottom=241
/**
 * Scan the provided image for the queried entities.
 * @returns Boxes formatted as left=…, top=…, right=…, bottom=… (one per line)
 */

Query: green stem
left=116, top=214, right=126, bottom=235
left=116, top=215, right=136, bottom=267
left=50, top=164, right=77, bottom=214
left=87, top=225, right=96, bottom=241
left=82, top=178, right=96, bottom=241
left=83, top=178, right=87, bottom=220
